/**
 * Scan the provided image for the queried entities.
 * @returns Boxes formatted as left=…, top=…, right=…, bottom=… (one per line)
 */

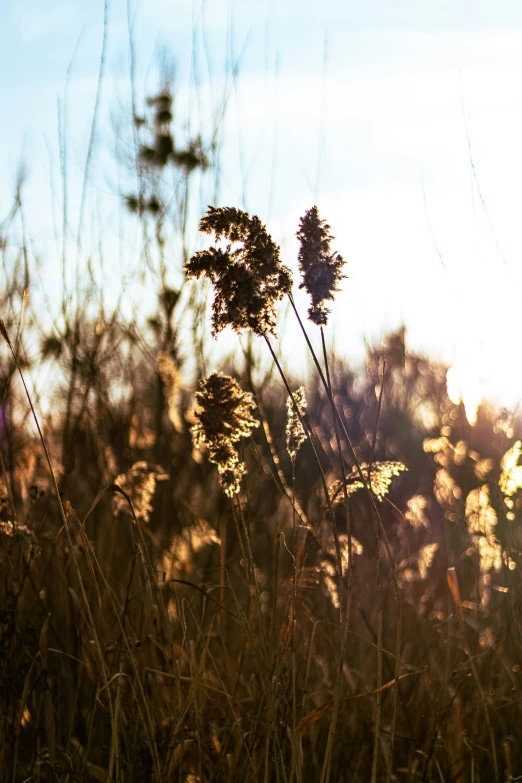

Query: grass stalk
left=289, top=294, right=402, bottom=781
left=319, top=327, right=353, bottom=783
left=0, top=320, right=124, bottom=783
left=263, top=334, right=344, bottom=602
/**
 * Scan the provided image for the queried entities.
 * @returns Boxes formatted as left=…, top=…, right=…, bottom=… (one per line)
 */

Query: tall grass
left=2, top=44, right=522, bottom=783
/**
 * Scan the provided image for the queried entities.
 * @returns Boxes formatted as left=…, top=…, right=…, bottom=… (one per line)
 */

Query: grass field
left=1, top=68, right=522, bottom=783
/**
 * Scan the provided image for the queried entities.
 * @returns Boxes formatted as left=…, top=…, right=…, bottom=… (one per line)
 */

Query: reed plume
left=185, top=206, right=293, bottom=336
left=191, top=372, right=259, bottom=496
left=297, top=205, right=346, bottom=326
left=286, top=386, right=307, bottom=464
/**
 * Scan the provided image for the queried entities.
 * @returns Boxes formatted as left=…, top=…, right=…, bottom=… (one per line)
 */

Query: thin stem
left=263, top=335, right=344, bottom=607
left=370, top=360, right=385, bottom=783
left=289, top=460, right=299, bottom=783
left=76, top=0, right=109, bottom=257
left=288, top=297, right=402, bottom=776
left=319, top=327, right=353, bottom=783
left=264, top=332, right=347, bottom=783
left=253, top=389, right=308, bottom=528
left=370, top=512, right=383, bottom=783
left=0, top=321, right=131, bottom=783
left=289, top=294, right=372, bottom=501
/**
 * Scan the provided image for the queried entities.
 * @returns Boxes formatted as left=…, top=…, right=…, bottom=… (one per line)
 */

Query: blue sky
left=3, top=0, right=522, bottom=416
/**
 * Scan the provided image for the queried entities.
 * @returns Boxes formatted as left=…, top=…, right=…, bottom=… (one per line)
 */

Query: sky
left=2, top=0, right=522, bottom=420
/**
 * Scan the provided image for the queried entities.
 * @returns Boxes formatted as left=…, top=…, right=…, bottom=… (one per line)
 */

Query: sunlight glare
left=446, top=350, right=482, bottom=426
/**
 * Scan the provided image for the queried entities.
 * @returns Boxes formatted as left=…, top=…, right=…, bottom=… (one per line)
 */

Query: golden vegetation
left=1, top=73, right=522, bottom=783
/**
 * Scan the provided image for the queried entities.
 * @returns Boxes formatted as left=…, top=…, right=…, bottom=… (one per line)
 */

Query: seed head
left=113, top=461, right=168, bottom=523
left=329, top=461, right=407, bottom=503
left=157, top=351, right=183, bottom=432
left=499, top=440, right=522, bottom=498
left=192, top=372, right=259, bottom=497
left=297, top=206, right=346, bottom=326
left=186, top=207, right=293, bottom=337
left=286, top=386, right=307, bottom=463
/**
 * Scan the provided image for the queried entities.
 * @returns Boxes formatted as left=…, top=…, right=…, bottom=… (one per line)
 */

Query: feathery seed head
left=191, top=372, right=259, bottom=497
left=157, top=351, right=183, bottom=431
left=329, top=460, right=407, bottom=503
left=185, top=206, right=293, bottom=337
left=286, top=386, right=307, bottom=463
left=297, top=206, right=346, bottom=326
left=113, top=461, right=168, bottom=523
left=499, top=440, right=522, bottom=498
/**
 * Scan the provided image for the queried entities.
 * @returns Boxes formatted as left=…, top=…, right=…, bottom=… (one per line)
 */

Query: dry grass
left=2, top=248, right=522, bottom=783
left=1, top=60, right=522, bottom=783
